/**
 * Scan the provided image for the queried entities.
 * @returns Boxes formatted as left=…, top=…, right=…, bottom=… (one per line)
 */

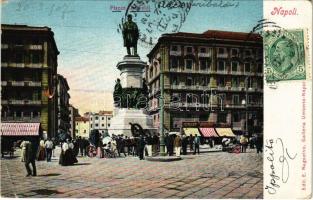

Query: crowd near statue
left=122, top=14, right=139, bottom=56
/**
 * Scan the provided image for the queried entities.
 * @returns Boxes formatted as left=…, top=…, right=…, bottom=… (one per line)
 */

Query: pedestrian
left=51, top=137, right=56, bottom=157
left=97, top=140, right=104, bottom=158
left=68, top=139, right=78, bottom=164
left=117, top=135, right=127, bottom=157
left=44, top=138, right=53, bottom=162
left=240, top=135, right=248, bottom=153
left=145, top=134, right=153, bottom=157
left=83, top=138, right=89, bottom=156
left=193, top=134, right=200, bottom=155
left=20, top=138, right=38, bottom=176
left=181, top=135, right=188, bottom=155
left=164, top=133, right=169, bottom=155
left=60, top=139, right=73, bottom=166
left=152, top=133, right=159, bottom=156
left=124, top=136, right=130, bottom=155
left=73, top=138, right=79, bottom=156
left=168, top=135, right=174, bottom=156
left=255, top=134, right=263, bottom=154
left=37, top=139, right=45, bottom=161
left=137, top=135, right=146, bottom=160
left=174, top=134, right=182, bottom=157
left=189, top=134, right=194, bottom=151
left=77, top=137, right=84, bottom=157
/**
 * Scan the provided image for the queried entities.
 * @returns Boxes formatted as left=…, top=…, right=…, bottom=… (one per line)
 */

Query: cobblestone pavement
left=1, top=148, right=263, bottom=198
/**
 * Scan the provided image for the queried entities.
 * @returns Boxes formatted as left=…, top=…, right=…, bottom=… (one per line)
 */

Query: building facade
left=84, top=111, right=113, bottom=135
left=69, top=105, right=80, bottom=139
left=146, top=30, right=263, bottom=135
left=75, top=117, right=90, bottom=139
left=57, top=74, right=71, bottom=137
left=1, top=24, right=59, bottom=138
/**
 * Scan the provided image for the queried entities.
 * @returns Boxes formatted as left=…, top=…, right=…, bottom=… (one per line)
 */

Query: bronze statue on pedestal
left=122, top=14, right=139, bottom=56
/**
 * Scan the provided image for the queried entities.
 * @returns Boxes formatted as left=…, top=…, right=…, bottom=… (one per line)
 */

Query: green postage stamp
left=264, top=29, right=309, bottom=82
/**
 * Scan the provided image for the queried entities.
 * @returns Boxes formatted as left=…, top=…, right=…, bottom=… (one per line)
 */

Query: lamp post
left=241, top=76, right=251, bottom=135
left=159, top=46, right=166, bottom=156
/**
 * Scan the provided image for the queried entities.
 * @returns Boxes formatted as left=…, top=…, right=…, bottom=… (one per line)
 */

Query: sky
left=1, top=0, right=263, bottom=114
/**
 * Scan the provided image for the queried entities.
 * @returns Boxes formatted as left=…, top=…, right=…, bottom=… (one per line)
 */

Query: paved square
left=1, top=148, right=263, bottom=198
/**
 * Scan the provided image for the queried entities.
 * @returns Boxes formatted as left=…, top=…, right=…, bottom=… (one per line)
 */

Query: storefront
left=1, top=123, right=42, bottom=157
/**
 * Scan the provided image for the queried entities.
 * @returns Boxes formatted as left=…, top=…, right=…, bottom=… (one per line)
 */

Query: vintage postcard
left=0, top=0, right=311, bottom=199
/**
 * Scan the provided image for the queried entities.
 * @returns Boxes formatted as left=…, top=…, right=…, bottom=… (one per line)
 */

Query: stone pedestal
left=109, top=108, right=154, bottom=137
left=118, top=56, right=146, bottom=88
left=108, top=56, right=154, bottom=137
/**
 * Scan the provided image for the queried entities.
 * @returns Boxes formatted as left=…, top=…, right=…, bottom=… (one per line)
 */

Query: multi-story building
left=84, top=111, right=113, bottom=135
left=69, top=105, right=80, bottom=139
left=1, top=24, right=59, bottom=138
left=146, top=30, right=263, bottom=135
left=75, top=117, right=90, bottom=139
left=57, top=74, right=71, bottom=136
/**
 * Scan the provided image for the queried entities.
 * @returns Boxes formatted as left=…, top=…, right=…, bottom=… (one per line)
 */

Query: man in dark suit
left=137, top=135, right=146, bottom=160
left=22, top=137, right=39, bottom=176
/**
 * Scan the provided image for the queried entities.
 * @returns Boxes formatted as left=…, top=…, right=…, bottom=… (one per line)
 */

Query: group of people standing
left=36, top=138, right=55, bottom=162
left=59, top=139, right=78, bottom=166
left=165, top=134, right=201, bottom=156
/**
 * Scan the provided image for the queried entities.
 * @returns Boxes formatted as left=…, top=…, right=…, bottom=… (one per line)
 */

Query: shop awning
left=183, top=128, right=200, bottom=137
left=0, top=123, right=40, bottom=136
left=215, top=128, right=236, bottom=137
left=199, top=128, right=219, bottom=137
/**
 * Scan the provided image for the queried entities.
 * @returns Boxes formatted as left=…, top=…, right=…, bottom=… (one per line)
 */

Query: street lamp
left=242, top=76, right=252, bottom=135
left=159, top=46, right=166, bottom=156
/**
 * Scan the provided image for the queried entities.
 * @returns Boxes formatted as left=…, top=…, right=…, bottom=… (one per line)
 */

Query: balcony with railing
left=216, top=70, right=228, bottom=75
left=247, top=102, right=263, bottom=107
left=24, top=100, right=42, bottom=105
left=230, top=87, right=244, bottom=91
left=231, top=71, right=243, bottom=75
left=28, top=45, right=43, bottom=50
left=25, top=63, right=43, bottom=68
left=25, top=81, right=41, bottom=87
left=3, top=99, right=41, bottom=105
left=225, top=104, right=245, bottom=109
left=198, top=49, right=211, bottom=57
left=4, top=81, right=42, bottom=87
left=217, top=53, right=228, bottom=58
left=216, top=86, right=228, bottom=91
left=169, top=50, right=182, bottom=56
left=1, top=116, right=41, bottom=122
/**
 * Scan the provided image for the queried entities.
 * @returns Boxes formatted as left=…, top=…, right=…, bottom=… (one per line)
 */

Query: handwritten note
left=265, top=138, right=297, bottom=194
left=15, top=1, right=74, bottom=20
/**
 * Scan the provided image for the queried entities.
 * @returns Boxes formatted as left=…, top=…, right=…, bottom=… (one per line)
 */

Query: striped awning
left=0, top=123, right=40, bottom=136
left=199, top=128, right=219, bottom=137
left=215, top=128, right=236, bottom=137
left=183, top=128, right=200, bottom=137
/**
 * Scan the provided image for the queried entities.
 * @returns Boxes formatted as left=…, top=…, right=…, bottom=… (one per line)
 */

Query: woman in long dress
left=68, top=141, right=78, bottom=164
left=97, top=140, right=104, bottom=158
left=59, top=142, right=65, bottom=166
left=61, top=141, right=70, bottom=166
left=37, top=139, right=45, bottom=161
